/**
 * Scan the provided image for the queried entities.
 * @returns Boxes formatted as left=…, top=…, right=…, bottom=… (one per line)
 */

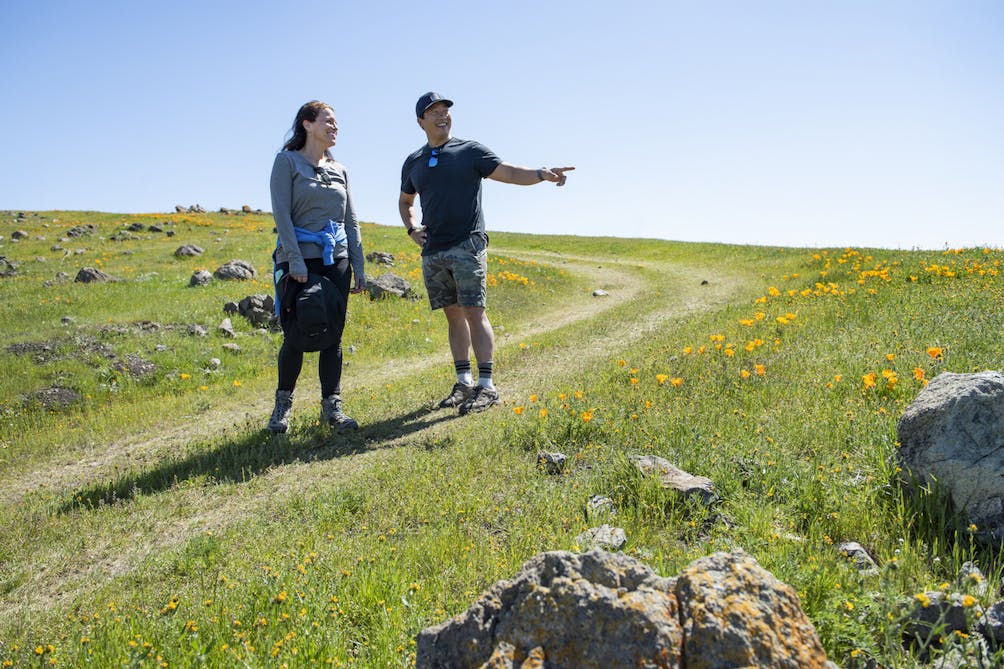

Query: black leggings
left=276, top=257, right=351, bottom=397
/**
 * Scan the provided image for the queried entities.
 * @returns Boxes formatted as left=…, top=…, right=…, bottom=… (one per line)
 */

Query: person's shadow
left=60, top=404, right=461, bottom=514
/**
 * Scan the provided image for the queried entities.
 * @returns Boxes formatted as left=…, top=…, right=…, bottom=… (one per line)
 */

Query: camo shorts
left=422, top=235, right=488, bottom=310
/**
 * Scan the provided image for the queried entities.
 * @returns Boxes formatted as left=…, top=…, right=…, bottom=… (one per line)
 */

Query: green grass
left=2, top=211, right=1003, bottom=667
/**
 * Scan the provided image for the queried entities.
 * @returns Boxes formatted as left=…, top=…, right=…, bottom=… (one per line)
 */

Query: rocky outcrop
left=416, top=550, right=834, bottom=669
left=630, top=455, right=718, bottom=506
left=237, top=294, right=276, bottom=328
left=837, top=541, right=878, bottom=574
left=218, top=318, right=236, bottom=337
left=365, top=272, right=414, bottom=299
left=174, top=244, right=204, bottom=257
left=417, top=550, right=682, bottom=668
left=0, top=256, right=17, bottom=277
left=897, top=371, right=1004, bottom=543
left=213, top=259, right=257, bottom=281
left=74, top=267, right=115, bottom=283
left=536, top=451, right=567, bottom=474
left=573, top=525, right=627, bottom=551
left=675, top=552, right=832, bottom=669
left=27, top=386, right=81, bottom=410
left=366, top=251, right=395, bottom=266
left=65, top=224, right=95, bottom=238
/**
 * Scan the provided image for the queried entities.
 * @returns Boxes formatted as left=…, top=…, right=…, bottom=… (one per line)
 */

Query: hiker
left=267, top=100, right=366, bottom=434
left=398, top=92, right=574, bottom=415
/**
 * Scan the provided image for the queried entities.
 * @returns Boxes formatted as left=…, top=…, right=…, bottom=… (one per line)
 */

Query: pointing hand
left=542, top=166, right=575, bottom=187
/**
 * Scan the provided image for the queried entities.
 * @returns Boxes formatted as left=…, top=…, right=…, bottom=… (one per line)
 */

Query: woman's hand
left=291, top=273, right=308, bottom=283
left=350, top=276, right=366, bottom=294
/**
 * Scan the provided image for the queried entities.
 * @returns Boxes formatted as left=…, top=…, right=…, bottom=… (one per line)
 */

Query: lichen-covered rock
left=675, top=551, right=831, bottom=669
left=417, top=550, right=683, bottom=669
left=418, top=550, right=834, bottom=669
left=476, top=642, right=546, bottom=669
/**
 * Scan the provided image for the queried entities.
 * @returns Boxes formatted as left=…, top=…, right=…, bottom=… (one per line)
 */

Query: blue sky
left=2, top=0, right=1002, bottom=249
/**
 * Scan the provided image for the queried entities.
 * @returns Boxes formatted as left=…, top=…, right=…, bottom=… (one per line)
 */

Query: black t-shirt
left=401, top=137, right=502, bottom=255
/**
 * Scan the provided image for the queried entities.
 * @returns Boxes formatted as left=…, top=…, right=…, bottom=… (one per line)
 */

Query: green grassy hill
left=1, top=210, right=1002, bottom=667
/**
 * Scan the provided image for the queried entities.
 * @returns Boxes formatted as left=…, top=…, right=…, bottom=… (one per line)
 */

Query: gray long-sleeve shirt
left=270, top=150, right=364, bottom=280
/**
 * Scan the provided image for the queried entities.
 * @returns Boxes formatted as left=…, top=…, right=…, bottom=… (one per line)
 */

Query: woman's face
left=303, top=107, right=338, bottom=149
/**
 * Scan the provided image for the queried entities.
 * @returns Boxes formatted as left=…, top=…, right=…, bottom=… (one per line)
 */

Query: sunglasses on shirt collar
left=313, top=166, right=332, bottom=185
left=428, top=148, right=440, bottom=168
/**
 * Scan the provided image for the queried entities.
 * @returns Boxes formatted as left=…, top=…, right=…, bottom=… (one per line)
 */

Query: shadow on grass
left=60, top=403, right=460, bottom=513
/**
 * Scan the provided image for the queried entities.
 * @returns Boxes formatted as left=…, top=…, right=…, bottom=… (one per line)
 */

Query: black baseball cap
left=416, top=92, right=453, bottom=117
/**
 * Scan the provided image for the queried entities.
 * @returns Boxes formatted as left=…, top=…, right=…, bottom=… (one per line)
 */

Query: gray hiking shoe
left=459, top=386, right=500, bottom=415
left=268, top=390, right=294, bottom=434
left=321, top=394, right=359, bottom=431
left=438, top=382, right=475, bottom=409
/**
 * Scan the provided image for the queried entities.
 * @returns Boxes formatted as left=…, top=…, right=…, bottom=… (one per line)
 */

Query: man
left=399, top=91, right=574, bottom=415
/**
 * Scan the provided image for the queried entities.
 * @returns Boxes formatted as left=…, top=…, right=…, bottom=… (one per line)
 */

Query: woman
left=268, top=100, right=365, bottom=434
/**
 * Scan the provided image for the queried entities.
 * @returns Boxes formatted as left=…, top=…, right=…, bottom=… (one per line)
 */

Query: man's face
left=418, top=101, right=451, bottom=141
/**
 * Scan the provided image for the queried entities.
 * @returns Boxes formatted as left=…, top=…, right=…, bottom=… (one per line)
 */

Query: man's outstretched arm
left=488, top=163, right=575, bottom=186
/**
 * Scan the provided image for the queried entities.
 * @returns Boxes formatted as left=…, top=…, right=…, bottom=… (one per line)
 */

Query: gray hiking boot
left=268, top=390, right=294, bottom=434
left=321, top=394, right=359, bottom=431
left=438, top=382, right=475, bottom=409
left=459, top=386, right=500, bottom=415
